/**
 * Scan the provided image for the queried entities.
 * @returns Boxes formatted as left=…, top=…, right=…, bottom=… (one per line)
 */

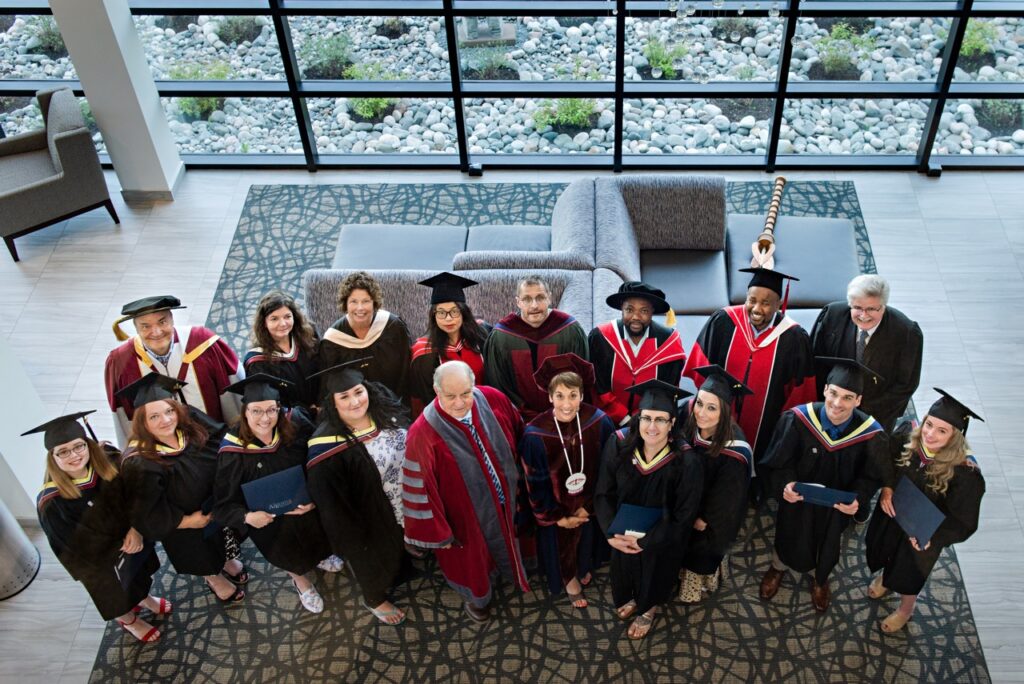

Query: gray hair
left=846, top=274, right=890, bottom=306
left=516, top=274, right=550, bottom=296
left=433, top=360, right=476, bottom=392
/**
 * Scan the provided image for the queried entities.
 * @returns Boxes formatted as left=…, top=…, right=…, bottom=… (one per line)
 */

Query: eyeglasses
left=638, top=415, right=672, bottom=426
left=247, top=407, right=281, bottom=419
left=623, top=306, right=653, bottom=316
left=851, top=305, right=884, bottom=314
left=518, top=295, right=549, bottom=306
left=435, top=308, right=462, bottom=320
left=54, top=442, right=88, bottom=461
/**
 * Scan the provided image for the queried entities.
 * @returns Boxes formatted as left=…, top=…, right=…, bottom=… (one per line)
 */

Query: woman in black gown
left=25, top=411, right=166, bottom=642
left=214, top=374, right=338, bottom=613
left=595, top=379, right=703, bottom=640
left=675, top=365, right=753, bottom=603
left=244, top=290, right=321, bottom=412
left=866, top=389, right=986, bottom=633
left=117, top=373, right=246, bottom=605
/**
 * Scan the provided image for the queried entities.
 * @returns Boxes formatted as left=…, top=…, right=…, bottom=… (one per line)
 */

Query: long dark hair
left=250, top=290, right=317, bottom=357
left=236, top=400, right=298, bottom=447
left=678, top=395, right=735, bottom=459
left=128, top=399, right=208, bottom=465
left=322, top=380, right=410, bottom=437
left=618, top=410, right=676, bottom=460
left=425, top=301, right=488, bottom=356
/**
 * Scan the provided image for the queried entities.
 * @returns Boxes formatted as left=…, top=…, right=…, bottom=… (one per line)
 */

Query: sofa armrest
left=452, top=249, right=593, bottom=271
left=0, top=130, right=47, bottom=157
left=594, top=178, right=641, bottom=281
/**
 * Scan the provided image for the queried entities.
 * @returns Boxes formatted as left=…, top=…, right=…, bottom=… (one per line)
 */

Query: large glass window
left=932, top=98, right=1024, bottom=156
left=0, top=14, right=77, bottom=80
left=778, top=98, right=929, bottom=155
left=307, top=97, right=458, bottom=154
left=952, top=18, right=1024, bottom=82
left=160, top=97, right=301, bottom=154
left=463, top=98, right=615, bottom=154
left=622, top=98, right=773, bottom=154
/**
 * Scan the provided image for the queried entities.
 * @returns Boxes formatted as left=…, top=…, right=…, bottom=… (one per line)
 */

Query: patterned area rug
left=87, top=182, right=988, bottom=682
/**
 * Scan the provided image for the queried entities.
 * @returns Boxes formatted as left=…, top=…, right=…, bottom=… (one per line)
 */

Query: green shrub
left=977, top=99, right=1024, bottom=135
left=301, top=34, right=352, bottom=80
left=169, top=61, right=231, bottom=120
left=27, top=16, right=67, bottom=59
left=217, top=16, right=263, bottom=45
left=0, top=15, right=15, bottom=33
left=960, top=20, right=997, bottom=58
left=534, top=98, right=596, bottom=130
left=344, top=62, right=396, bottom=120
left=643, top=38, right=688, bottom=80
left=377, top=16, right=408, bottom=39
left=155, top=15, right=197, bottom=33
left=716, top=16, right=756, bottom=40
left=735, top=65, right=757, bottom=81
left=818, top=22, right=874, bottom=77
left=79, top=99, right=97, bottom=132
left=463, top=48, right=517, bottom=80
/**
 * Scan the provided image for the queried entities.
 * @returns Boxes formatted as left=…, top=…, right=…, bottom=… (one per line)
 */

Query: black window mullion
left=613, top=0, right=625, bottom=172
left=268, top=0, right=318, bottom=171
left=442, top=0, right=470, bottom=172
left=766, top=0, right=801, bottom=172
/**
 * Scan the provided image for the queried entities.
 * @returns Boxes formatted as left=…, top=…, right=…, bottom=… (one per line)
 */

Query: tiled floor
left=0, top=167, right=1021, bottom=683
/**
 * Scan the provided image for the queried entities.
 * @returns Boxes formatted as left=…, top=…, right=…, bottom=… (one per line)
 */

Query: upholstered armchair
left=0, top=88, right=118, bottom=261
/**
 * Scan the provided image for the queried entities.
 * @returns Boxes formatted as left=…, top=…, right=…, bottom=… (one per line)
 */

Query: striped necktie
left=856, top=329, right=868, bottom=363
left=461, top=419, right=506, bottom=505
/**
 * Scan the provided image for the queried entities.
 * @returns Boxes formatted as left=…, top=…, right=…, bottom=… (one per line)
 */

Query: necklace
left=553, top=413, right=587, bottom=495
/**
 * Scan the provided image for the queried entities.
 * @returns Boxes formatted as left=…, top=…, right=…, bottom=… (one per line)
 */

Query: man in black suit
left=810, top=274, right=923, bottom=434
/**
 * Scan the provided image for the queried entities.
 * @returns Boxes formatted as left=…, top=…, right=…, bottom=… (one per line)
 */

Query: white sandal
left=293, top=579, right=324, bottom=613
left=317, top=555, right=345, bottom=573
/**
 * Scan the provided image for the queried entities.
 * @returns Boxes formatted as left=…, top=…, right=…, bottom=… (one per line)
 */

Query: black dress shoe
left=760, top=567, right=784, bottom=600
left=464, top=601, right=491, bottom=622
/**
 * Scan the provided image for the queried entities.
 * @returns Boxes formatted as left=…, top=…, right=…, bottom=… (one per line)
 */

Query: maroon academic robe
left=402, top=386, right=529, bottom=608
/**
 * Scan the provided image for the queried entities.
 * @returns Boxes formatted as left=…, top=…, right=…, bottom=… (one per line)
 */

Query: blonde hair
left=895, top=421, right=970, bottom=496
left=44, top=440, right=118, bottom=500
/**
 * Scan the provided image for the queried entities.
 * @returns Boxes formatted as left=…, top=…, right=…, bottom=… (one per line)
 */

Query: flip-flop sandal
left=616, top=600, right=637, bottom=621
left=566, top=589, right=588, bottom=609
left=628, top=612, right=656, bottom=640
left=368, top=604, right=407, bottom=625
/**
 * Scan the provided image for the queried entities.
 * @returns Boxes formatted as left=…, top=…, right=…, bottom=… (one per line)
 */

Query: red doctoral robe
left=402, top=386, right=529, bottom=608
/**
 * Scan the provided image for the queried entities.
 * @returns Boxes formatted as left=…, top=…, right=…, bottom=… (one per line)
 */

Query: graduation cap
left=307, top=358, right=371, bottom=395
left=224, top=373, right=294, bottom=405
left=21, top=411, right=98, bottom=450
left=693, top=365, right=753, bottom=405
left=114, top=373, right=187, bottom=409
left=928, top=388, right=984, bottom=434
left=113, top=296, right=186, bottom=341
left=738, top=267, right=799, bottom=312
left=627, top=379, right=692, bottom=414
left=533, top=353, right=596, bottom=393
left=817, top=356, right=884, bottom=396
left=605, top=281, right=671, bottom=315
left=419, top=272, right=479, bottom=305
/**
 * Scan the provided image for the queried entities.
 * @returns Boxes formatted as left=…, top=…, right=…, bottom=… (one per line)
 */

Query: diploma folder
left=793, top=482, right=857, bottom=508
left=606, top=504, right=663, bottom=538
left=114, top=541, right=155, bottom=591
left=241, top=464, right=312, bottom=516
left=893, top=475, right=946, bottom=547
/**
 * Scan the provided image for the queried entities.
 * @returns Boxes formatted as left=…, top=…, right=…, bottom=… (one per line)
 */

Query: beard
left=623, top=318, right=651, bottom=338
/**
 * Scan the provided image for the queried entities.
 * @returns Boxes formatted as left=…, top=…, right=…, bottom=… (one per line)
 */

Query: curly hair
left=45, top=439, right=118, bottom=500
left=128, top=400, right=209, bottom=465
left=337, top=271, right=383, bottom=314
left=677, top=394, right=735, bottom=459
left=235, top=401, right=298, bottom=447
left=895, top=421, right=970, bottom=496
left=322, top=380, right=410, bottom=436
left=425, top=301, right=488, bottom=358
left=250, top=290, right=317, bottom=357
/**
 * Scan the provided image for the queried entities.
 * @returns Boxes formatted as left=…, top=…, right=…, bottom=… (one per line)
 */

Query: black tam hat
left=114, top=373, right=187, bottom=409
left=693, top=365, right=753, bottom=404
left=120, top=295, right=186, bottom=318
left=928, top=388, right=984, bottom=434
left=605, top=281, right=671, bottom=315
left=626, top=379, right=692, bottom=414
left=21, top=411, right=97, bottom=450
left=224, top=373, right=294, bottom=405
left=308, top=358, right=371, bottom=395
left=817, top=356, right=884, bottom=396
left=418, top=272, right=479, bottom=305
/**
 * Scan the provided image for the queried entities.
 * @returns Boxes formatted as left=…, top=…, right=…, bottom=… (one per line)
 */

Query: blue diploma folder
left=606, top=504, right=663, bottom=538
left=793, top=482, right=857, bottom=507
left=241, top=464, right=311, bottom=516
left=893, top=475, right=946, bottom=547
left=200, top=496, right=220, bottom=539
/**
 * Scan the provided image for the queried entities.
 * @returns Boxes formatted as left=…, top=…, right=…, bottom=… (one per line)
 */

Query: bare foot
left=565, top=578, right=587, bottom=608
left=117, top=613, right=159, bottom=642
left=140, top=595, right=172, bottom=614
left=206, top=574, right=238, bottom=600
left=370, top=600, right=406, bottom=625
left=224, top=558, right=244, bottom=576
left=628, top=609, right=657, bottom=639
left=616, top=600, right=637, bottom=620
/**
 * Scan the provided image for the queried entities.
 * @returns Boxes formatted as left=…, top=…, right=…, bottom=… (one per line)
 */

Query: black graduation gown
left=37, top=468, right=159, bottom=620
left=810, top=303, right=923, bottom=432
left=595, top=431, right=703, bottom=614
left=865, top=421, right=985, bottom=595
left=681, top=421, right=752, bottom=575
left=213, top=408, right=332, bottom=576
left=122, top=410, right=229, bottom=577
left=408, top=323, right=492, bottom=418
left=305, top=421, right=407, bottom=606
left=243, top=337, right=322, bottom=410
left=319, top=313, right=412, bottom=401
left=761, top=404, right=890, bottom=584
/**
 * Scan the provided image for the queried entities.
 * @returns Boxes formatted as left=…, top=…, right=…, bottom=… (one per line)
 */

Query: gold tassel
left=665, top=309, right=676, bottom=327
left=112, top=315, right=133, bottom=341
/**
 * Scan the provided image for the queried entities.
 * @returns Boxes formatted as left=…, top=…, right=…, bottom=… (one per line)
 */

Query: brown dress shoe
left=811, top=579, right=831, bottom=612
left=464, top=601, right=491, bottom=623
left=760, top=567, right=785, bottom=600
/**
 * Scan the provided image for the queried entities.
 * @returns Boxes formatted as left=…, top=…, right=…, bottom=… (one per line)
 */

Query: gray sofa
left=0, top=88, right=118, bottom=261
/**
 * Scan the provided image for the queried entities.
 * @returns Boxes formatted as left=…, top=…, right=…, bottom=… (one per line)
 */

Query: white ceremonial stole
left=135, top=326, right=210, bottom=414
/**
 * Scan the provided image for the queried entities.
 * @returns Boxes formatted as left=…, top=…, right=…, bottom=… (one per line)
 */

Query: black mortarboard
left=224, top=373, right=293, bottom=404
left=693, top=365, right=753, bottom=404
left=419, top=272, right=479, bottom=305
left=307, top=358, right=371, bottom=395
left=738, top=267, right=799, bottom=298
left=114, top=373, right=187, bottom=409
left=120, top=295, right=186, bottom=318
left=928, top=388, right=984, bottom=434
left=533, top=353, right=596, bottom=393
left=605, top=281, right=671, bottom=315
left=818, top=356, right=884, bottom=396
left=627, top=379, right=692, bottom=414
left=21, top=411, right=96, bottom=450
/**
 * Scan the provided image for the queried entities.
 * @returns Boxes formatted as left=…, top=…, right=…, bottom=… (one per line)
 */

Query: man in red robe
left=402, top=360, right=529, bottom=622
left=483, top=275, right=588, bottom=421
left=683, top=268, right=816, bottom=472
left=104, top=296, right=243, bottom=446
left=589, top=281, right=686, bottom=426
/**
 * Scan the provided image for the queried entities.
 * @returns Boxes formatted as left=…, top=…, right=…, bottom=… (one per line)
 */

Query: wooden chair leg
left=3, top=236, right=18, bottom=262
left=104, top=198, right=120, bottom=224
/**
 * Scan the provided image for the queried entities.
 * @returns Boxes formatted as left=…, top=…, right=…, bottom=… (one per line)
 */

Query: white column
left=0, top=336, right=49, bottom=521
left=49, top=0, right=185, bottom=200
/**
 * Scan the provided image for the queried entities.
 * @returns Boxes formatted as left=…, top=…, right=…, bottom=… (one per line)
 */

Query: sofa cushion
left=466, top=225, right=550, bottom=252
left=332, top=224, right=467, bottom=270
left=726, top=214, right=859, bottom=309
left=614, top=175, right=726, bottom=250
left=641, top=249, right=730, bottom=315
left=0, top=149, right=55, bottom=190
